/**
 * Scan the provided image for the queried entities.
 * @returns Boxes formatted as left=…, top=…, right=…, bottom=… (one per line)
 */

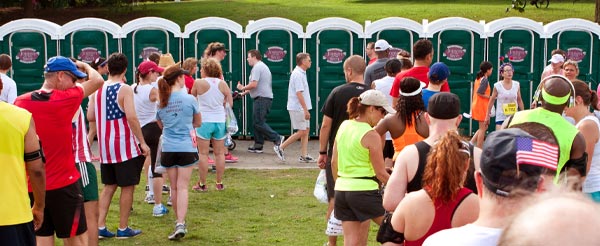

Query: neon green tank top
left=508, top=108, right=578, bottom=183
left=334, top=120, right=379, bottom=191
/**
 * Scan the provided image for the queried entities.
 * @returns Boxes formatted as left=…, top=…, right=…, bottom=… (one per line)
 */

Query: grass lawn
left=1, top=0, right=595, bottom=26
left=81, top=168, right=380, bottom=246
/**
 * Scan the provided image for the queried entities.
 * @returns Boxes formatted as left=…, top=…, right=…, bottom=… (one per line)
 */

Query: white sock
left=147, top=168, right=154, bottom=196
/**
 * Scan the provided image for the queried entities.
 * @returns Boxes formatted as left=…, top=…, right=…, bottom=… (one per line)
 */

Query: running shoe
left=152, top=204, right=169, bottom=217
left=274, top=145, right=285, bottom=161
left=192, top=182, right=208, bottom=192
left=98, top=227, right=115, bottom=239
left=162, top=185, right=170, bottom=194
left=144, top=194, right=155, bottom=204
left=168, top=223, right=187, bottom=240
left=224, top=152, right=238, bottom=163
left=116, top=227, right=142, bottom=239
left=247, top=146, right=263, bottom=153
left=275, top=135, right=285, bottom=146
left=216, top=183, right=225, bottom=191
left=167, top=196, right=172, bottom=206
left=208, top=156, right=215, bottom=164
left=299, top=155, right=317, bottom=163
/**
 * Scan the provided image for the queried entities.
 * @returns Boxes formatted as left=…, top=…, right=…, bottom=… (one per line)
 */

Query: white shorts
left=289, top=110, right=310, bottom=130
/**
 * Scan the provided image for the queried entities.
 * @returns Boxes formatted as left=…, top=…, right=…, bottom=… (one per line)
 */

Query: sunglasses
left=62, top=71, right=78, bottom=83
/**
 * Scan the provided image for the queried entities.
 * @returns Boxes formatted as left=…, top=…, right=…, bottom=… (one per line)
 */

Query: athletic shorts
left=334, top=190, right=385, bottom=222
left=383, top=140, right=394, bottom=159
left=29, top=182, right=87, bottom=238
left=0, top=221, right=35, bottom=246
left=196, top=122, right=226, bottom=140
left=76, top=162, right=99, bottom=201
left=496, top=120, right=504, bottom=126
left=100, top=155, right=145, bottom=187
left=142, top=122, right=163, bottom=178
left=289, top=110, right=309, bottom=130
left=161, top=152, right=199, bottom=168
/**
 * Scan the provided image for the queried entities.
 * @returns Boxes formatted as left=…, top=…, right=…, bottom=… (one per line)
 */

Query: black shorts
left=29, top=182, right=87, bottom=238
left=0, top=222, right=35, bottom=246
left=142, top=122, right=163, bottom=178
left=161, top=152, right=199, bottom=168
left=383, top=140, right=394, bottom=159
left=100, top=155, right=145, bottom=187
left=334, top=190, right=385, bottom=222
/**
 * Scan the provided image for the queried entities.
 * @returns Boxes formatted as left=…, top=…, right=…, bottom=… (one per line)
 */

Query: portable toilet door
left=0, top=19, right=60, bottom=95
left=244, top=17, right=305, bottom=137
left=486, top=17, right=545, bottom=107
left=364, top=17, right=423, bottom=61
left=182, top=17, right=244, bottom=135
left=306, top=18, right=365, bottom=135
left=121, top=17, right=182, bottom=84
left=545, top=18, right=600, bottom=88
left=427, top=17, right=486, bottom=136
left=59, top=18, right=120, bottom=67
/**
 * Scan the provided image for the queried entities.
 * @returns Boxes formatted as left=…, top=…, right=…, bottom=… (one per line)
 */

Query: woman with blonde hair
left=391, top=131, right=479, bottom=246
left=563, top=60, right=580, bottom=81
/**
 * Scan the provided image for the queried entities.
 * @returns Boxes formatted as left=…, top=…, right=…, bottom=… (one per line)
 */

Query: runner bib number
left=502, top=103, right=517, bottom=115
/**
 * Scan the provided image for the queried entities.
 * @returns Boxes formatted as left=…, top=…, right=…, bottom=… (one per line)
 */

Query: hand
left=317, top=153, right=327, bottom=169
left=484, top=116, right=490, bottom=126
left=236, top=81, right=244, bottom=91
left=140, top=143, right=150, bottom=156
left=304, top=110, right=310, bottom=120
left=32, top=205, right=44, bottom=231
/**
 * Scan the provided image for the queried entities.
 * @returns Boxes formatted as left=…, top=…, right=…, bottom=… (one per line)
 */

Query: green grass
left=84, top=168, right=380, bottom=246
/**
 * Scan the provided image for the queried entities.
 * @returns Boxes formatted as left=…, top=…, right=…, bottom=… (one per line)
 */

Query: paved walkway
left=91, top=139, right=321, bottom=170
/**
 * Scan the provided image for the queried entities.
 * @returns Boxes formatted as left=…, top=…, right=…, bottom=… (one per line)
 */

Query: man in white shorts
left=278, top=53, right=314, bottom=162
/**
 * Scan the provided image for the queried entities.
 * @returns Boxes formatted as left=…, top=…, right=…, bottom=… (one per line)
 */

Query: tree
left=23, top=0, right=33, bottom=17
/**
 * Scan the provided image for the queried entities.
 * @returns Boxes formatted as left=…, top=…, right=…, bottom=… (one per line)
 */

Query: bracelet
left=319, top=151, right=327, bottom=155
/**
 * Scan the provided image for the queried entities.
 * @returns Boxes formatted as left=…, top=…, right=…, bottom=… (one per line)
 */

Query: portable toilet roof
left=485, top=17, right=545, bottom=38
left=120, top=16, right=182, bottom=38
left=243, top=17, right=304, bottom=38
left=305, top=17, right=364, bottom=38
left=59, top=18, right=121, bottom=39
left=0, top=18, right=60, bottom=41
left=425, top=17, right=486, bottom=38
left=364, top=17, right=424, bottom=38
left=545, top=18, right=600, bottom=38
left=182, top=17, right=243, bottom=38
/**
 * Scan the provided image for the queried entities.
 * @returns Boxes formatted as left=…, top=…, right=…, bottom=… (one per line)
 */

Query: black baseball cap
left=427, top=92, right=460, bottom=119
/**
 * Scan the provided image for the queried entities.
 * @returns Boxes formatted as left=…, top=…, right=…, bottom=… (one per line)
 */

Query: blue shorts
left=496, top=120, right=504, bottom=126
left=196, top=122, right=226, bottom=140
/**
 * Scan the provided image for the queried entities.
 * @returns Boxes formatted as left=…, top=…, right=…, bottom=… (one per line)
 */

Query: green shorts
left=196, top=122, right=227, bottom=140
left=76, top=162, right=99, bottom=202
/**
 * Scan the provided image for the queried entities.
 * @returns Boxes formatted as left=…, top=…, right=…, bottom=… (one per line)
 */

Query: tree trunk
left=23, top=0, right=34, bottom=18
left=596, top=0, right=600, bottom=24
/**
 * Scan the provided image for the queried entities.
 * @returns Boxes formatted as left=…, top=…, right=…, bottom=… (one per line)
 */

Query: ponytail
left=133, top=70, right=140, bottom=94
left=477, top=61, right=493, bottom=80
left=158, top=77, right=171, bottom=108
left=572, top=80, right=599, bottom=110
left=346, top=97, right=361, bottom=119
left=591, top=90, right=599, bottom=111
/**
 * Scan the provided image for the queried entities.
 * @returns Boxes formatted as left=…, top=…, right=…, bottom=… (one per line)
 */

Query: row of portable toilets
left=1, top=16, right=599, bottom=136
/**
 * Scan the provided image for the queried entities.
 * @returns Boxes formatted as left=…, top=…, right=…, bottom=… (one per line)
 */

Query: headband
left=541, top=87, right=570, bottom=105
left=399, top=86, right=422, bottom=97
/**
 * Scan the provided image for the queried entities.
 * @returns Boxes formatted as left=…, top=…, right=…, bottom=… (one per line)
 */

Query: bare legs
left=167, top=165, right=194, bottom=224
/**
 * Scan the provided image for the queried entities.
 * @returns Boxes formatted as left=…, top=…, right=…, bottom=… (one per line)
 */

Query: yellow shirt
left=0, top=102, right=33, bottom=226
left=334, top=120, right=379, bottom=191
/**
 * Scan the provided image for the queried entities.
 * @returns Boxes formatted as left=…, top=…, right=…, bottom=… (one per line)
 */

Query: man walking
left=237, top=49, right=285, bottom=158
left=278, top=53, right=314, bottom=162
left=15, top=56, right=104, bottom=245
left=88, top=53, right=150, bottom=239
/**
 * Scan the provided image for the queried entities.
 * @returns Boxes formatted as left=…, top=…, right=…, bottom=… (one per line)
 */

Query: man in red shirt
left=15, top=56, right=104, bottom=246
left=390, top=39, right=450, bottom=107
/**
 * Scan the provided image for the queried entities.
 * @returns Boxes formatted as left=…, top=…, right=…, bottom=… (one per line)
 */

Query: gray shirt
left=364, top=58, right=389, bottom=88
left=248, top=61, right=273, bottom=99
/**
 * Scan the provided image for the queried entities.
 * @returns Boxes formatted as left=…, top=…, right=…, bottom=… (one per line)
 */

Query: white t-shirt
left=0, top=73, right=17, bottom=104
left=494, top=80, right=519, bottom=122
left=373, top=76, right=395, bottom=140
left=578, top=115, right=600, bottom=193
left=287, top=66, right=312, bottom=111
left=423, top=224, right=502, bottom=246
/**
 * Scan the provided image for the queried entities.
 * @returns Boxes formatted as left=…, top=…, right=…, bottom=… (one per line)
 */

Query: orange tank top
left=392, top=116, right=425, bottom=160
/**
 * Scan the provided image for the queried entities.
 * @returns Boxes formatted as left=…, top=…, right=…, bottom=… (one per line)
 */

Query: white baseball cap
left=374, top=39, right=392, bottom=52
left=549, top=54, right=565, bottom=64
left=359, top=90, right=396, bottom=114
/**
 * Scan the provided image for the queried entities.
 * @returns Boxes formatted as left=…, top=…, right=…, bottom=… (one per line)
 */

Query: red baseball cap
left=138, top=61, right=164, bottom=74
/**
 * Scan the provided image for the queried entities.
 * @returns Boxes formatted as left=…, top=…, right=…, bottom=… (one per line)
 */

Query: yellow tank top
left=0, top=102, right=34, bottom=226
left=334, top=120, right=379, bottom=191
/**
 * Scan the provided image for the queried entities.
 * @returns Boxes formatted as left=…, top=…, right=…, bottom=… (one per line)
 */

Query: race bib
left=503, top=103, right=517, bottom=116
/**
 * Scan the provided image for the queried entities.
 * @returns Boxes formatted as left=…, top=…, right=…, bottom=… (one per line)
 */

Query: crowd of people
left=2, top=36, right=600, bottom=246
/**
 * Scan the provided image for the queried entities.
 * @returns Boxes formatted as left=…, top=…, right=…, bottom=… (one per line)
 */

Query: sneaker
left=192, top=182, right=208, bottom=192
left=167, top=196, right=172, bottom=206
left=153, top=204, right=169, bottom=217
left=275, top=135, right=285, bottom=146
left=116, top=227, right=142, bottom=239
left=168, top=223, right=187, bottom=240
left=144, top=194, right=155, bottom=204
left=216, top=183, right=225, bottom=191
left=224, top=152, right=238, bottom=163
left=248, top=146, right=263, bottom=153
left=145, top=185, right=149, bottom=192
left=98, top=227, right=115, bottom=239
left=162, top=185, right=170, bottom=194
left=299, top=155, right=317, bottom=163
left=274, top=145, right=285, bottom=161
left=208, top=156, right=215, bottom=164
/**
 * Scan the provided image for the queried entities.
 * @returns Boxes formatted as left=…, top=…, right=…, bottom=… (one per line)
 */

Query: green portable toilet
left=244, top=17, right=305, bottom=137
left=486, top=17, right=545, bottom=108
left=59, top=18, right=120, bottom=65
left=545, top=18, right=600, bottom=88
left=182, top=17, right=244, bottom=135
left=427, top=17, right=486, bottom=135
left=0, top=19, right=60, bottom=95
left=305, top=18, right=365, bottom=135
left=121, top=17, right=182, bottom=84
left=364, top=17, right=423, bottom=60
